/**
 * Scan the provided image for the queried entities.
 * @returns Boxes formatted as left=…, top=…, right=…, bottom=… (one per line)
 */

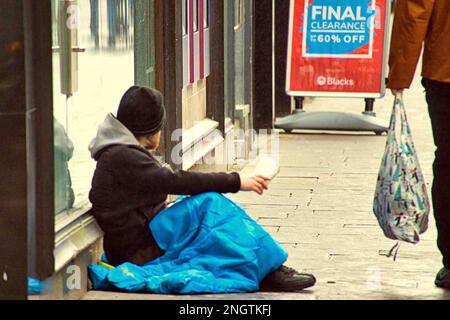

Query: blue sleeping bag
left=28, top=277, right=42, bottom=295
left=88, top=192, right=288, bottom=294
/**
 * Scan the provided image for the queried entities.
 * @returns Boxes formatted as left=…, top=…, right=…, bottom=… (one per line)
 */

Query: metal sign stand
left=275, top=97, right=389, bottom=135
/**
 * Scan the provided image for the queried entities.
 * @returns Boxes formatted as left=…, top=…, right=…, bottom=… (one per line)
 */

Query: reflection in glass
left=204, top=0, right=210, bottom=28
left=234, top=0, right=246, bottom=107
left=194, top=0, right=199, bottom=32
left=224, top=0, right=233, bottom=120
left=54, top=118, right=75, bottom=214
left=52, top=0, right=135, bottom=216
left=182, top=0, right=188, bottom=36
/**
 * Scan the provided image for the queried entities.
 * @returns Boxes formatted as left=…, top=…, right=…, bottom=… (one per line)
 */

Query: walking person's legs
left=423, top=78, right=450, bottom=288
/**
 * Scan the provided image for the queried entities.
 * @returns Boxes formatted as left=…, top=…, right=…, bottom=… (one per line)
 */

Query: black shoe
left=435, top=268, right=450, bottom=289
left=260, top=265, right=316, bottom=292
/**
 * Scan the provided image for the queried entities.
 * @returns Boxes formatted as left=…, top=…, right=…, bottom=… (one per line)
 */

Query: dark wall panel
left=23, top=0, right=55, bottom=281
left=0, top=0, right=27, bottom=300
left=253, top=0, right=274, bottom=129
left=158, top=0, right=183, bottom=170
left=206, top=0, right=225, bottom=133
left=275, top=0, right=292, bottom=117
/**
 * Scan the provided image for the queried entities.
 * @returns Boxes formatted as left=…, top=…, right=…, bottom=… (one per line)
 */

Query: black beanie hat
left=117, top=86, right=166, bottom=136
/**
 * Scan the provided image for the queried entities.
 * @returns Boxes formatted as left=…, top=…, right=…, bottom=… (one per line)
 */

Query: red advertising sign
left=286, top=0, right=390, bottom=98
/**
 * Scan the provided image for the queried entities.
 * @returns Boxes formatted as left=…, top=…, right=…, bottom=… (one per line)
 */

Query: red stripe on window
left=189, top=0, right=194, bottom=84
left=199, top=0, right=204, bottom=80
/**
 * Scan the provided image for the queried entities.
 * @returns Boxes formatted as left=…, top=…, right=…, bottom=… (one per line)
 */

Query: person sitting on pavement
left=387, top=0, right=450, bottom=289
left=87, top=85, right=316, bottom=292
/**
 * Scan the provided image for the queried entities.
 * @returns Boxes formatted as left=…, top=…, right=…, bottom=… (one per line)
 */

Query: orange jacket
left=387, top=0, right=450, bottom=89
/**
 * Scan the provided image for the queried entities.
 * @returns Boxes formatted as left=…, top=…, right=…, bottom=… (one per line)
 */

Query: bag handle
left=389, top=97, right=410, bottom=145
left=397, top=98, right=410, bottom=136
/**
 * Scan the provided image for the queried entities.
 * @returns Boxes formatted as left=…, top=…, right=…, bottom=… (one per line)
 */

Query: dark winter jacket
left=88, top=114, right=241, bottom=266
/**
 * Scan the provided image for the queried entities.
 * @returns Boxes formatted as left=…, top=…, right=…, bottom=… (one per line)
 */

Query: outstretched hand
left=240, top=174, right=271, bottom=195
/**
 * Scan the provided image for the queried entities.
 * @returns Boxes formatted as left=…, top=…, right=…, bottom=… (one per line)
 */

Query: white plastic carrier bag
left=373, top=98, right=430, bottom=254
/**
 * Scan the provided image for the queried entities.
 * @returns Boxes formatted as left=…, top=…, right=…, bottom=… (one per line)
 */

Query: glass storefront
left=225, top=0, right=252, bottom=122
left=234, top=0, right=246, bottom=108
left=51, top=0, right=135, bottom=216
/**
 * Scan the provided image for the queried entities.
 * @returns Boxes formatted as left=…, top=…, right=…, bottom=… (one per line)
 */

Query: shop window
left=182, top=0, right=210, bottom=86
left=193, top=0, right=199, bottom=32
left=51, top=0, right=136, bottom=219
left=204, top=0, right=210, bottom=28
left=182, top=0, right=188, bottom=36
